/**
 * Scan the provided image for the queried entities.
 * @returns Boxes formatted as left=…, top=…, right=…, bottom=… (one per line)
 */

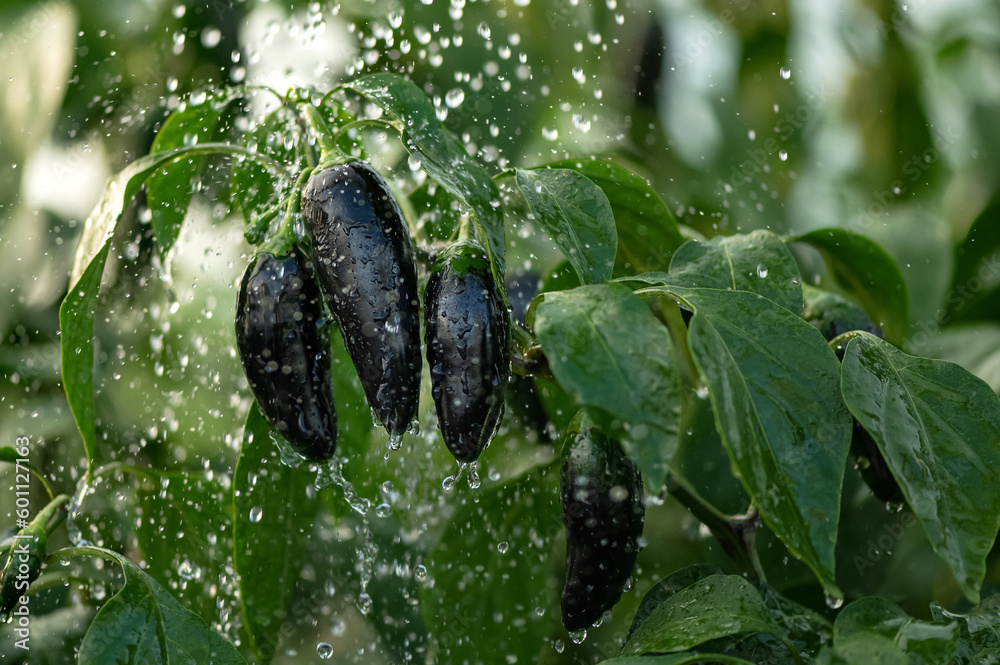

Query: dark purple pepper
left=560, top=414, right=645, bottom=631
left=301, top=162, right=422, bottom=436
left=235, top=247, right=337, bottom=460
left=425, top=242, right=511, bottom=463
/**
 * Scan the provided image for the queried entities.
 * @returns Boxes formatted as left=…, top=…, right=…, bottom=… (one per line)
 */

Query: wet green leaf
left=516, top=168, right=617, bottom=284
left=421, top=465, right=560, bottom=665
left=233, top=402, right=320, bottom=664
left=620, top=574, right=781, bottom=655
left=840, top=333, right=1000, bottom=603
left=678, top=287, right=851, bottom=598
left=931, top=595, right=1000, bottom=663
left=619, top=230, right=803, bottom=314
left=669, top=230, right=803, bottom=314
left=627, top=564, right=726, bottom=642
left=77, top=547, right=245, bottom=665
left=828, top=597, right=957, bottom=665
left=545, top=157, right=685, bottom=273
left=795, top=228, right=909, bottom=346
left=534, top=283, right=682, bottom=487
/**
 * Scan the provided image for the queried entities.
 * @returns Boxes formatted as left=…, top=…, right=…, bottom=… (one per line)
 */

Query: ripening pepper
left=425, top=240, right=511, bottom=462
left=236, top=246, right=337, bottom=460
left=560, top=413, right=645, bottom=631
left=301, top=162, right=422, bottom=437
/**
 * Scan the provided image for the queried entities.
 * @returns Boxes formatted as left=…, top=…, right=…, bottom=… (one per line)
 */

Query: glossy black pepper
left=425, top=243, right=511, bottom=462
left=235, top=247, right=337, bottom=460
left=560, top=415, right=645, bottom=631
left=301, top=162, right=422, bottom=436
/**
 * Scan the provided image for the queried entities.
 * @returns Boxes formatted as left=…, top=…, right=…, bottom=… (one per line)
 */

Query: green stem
left=510, top=321, right=536, bottom=356
left=298, top=103, right=344, bottom=165
left=260, top=167, right=315, bottom=257
left=1, top=457, right=56, bottom=501
left=511, top=345, right=554, bottom=382
left=33, top=494, right=70, bottom=532
left=412, top=243, right=434, bottom=269
left=664, top=474, right=763, bottom=580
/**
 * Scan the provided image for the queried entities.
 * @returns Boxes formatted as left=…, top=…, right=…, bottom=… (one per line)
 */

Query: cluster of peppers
left=235, top=161, right=510, bottom=465
left=234, top=158, right=647, bottom=631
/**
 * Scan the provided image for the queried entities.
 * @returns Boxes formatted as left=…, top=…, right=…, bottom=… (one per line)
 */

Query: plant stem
left=260, top=167, right=315, bottom=257
left=298, top=103, right=345, bottom=165
left=664, top=473, right=765, bottom=581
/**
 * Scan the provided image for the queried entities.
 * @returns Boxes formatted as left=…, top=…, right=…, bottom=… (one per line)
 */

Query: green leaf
left=147, top=91, right=229, bottom=257
left=345, top=73, right=506, bottom=283
left=421, top=465, right=560, bottom=664
left=931, top=595, right=1000, bottom=662
left=135, top=473, right=232, bottom=627
left=62, top=144, right=261, bottom=476
left=599, top=655, right=756, bottom=665
left=60, top=241, right=111, bottom=476
left=795, top=228, right=909, bottom=346
left=620, top=574, right=782, bottom=656
left=829, top=597, right=957, bottom=665
left=679, top=287, right=851, bottom=598
left=659, top=229, right=803, bottom=314
left=544, top=157, right=685, bottom=273
left=627, top=564, right=726, bottom=641
left=515, top=168, right=617, bottom=284
left=533, top=283, right=682, bottom=487
left=76, top=547, right=246, bottom=665
left=840, top=333, right=1000, bottom=603
left=233, top=402, right=320, bottom=664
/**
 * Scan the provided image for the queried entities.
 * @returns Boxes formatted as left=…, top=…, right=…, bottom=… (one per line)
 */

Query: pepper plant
left=4, top=73, right=1000, bottom=665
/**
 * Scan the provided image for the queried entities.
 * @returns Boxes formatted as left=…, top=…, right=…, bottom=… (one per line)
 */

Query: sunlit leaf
left=61, top=144, right=267, bottom=476
left=148, top=90, right=232, bottom=257
left=621, top=230, right=803, bottom=314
